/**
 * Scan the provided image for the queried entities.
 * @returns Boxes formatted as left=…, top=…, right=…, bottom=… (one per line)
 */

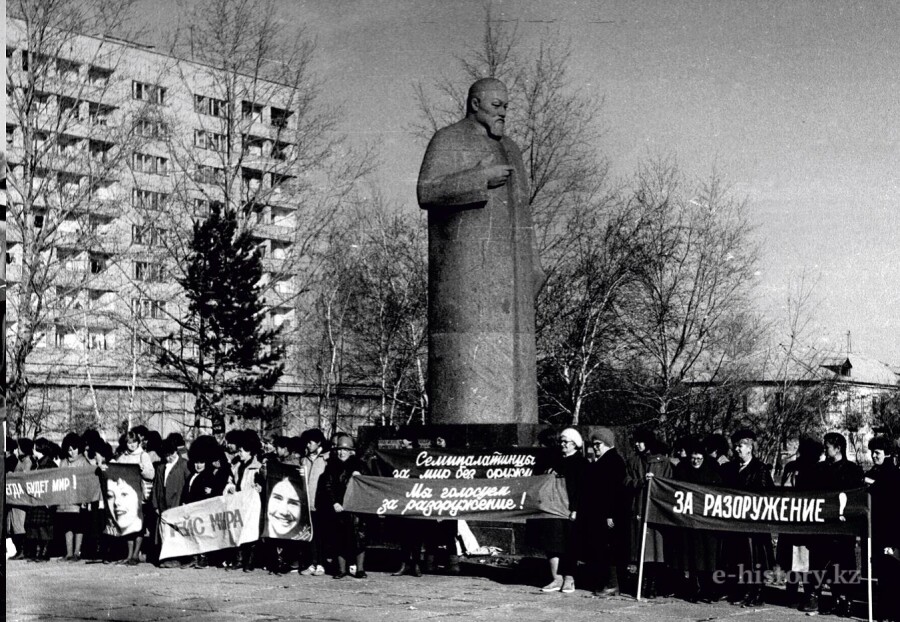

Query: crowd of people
left=5, top=424, right=900, bottom=621
left=4, top=425, right=373, bottom=579
left=530, top=426, right=900, bottom=620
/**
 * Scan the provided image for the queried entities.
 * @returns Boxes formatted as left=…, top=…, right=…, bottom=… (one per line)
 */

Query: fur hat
left=591, top=427, right=616, bottom=448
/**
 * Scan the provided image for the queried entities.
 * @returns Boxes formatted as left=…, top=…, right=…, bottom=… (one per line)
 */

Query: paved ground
left=6, top=556, right=872, bottom=622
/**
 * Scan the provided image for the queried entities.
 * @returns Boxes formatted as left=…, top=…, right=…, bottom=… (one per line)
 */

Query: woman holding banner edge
left=533, top=427, right=585, bottom=594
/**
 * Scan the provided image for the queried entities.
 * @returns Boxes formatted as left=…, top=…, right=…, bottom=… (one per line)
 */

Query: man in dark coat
left=720, top=429, right=775, bottom=607
left=799, top=432, right=864, bottom=616
left=417, top=77, right=544, bottom=426
left=865, top=436, right=900, bottom=622
left=580, top=427, right=628, bottom=597
left=151, top=439, right=190, bottom=568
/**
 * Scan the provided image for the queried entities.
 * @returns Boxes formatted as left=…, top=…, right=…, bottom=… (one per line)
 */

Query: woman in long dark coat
left=578, top=428, right=628, bottom=597
left=669, top=442, right=722, bottom=602
left=624, top=430, right=673, bottom=598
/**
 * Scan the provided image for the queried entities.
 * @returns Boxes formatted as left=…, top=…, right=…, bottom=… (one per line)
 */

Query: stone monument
left=416, top=78, right=544, bottom=425
left=358, top=79, right=548, bottom=552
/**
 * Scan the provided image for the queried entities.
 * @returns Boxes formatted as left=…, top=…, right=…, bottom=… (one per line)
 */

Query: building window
left=89, top=253, right=109, bottom=274
left=133, top=80, right=166, bottom=105
left=55, top=325, right=82, bottom=350
left=271, top=106, right=293, bottom=129
left=195, top=165, right=224, bottom=185
left=88, top=329, right=114, bottom=351
left=242, top=168, right=263, bottom=194
left=59, top=249, right=80, bottom=271
left=134, top=118, right=164, bottom=138
left=6, top=125, right=14, bottom=148
left=56, top=58, right=80, bottom=82
left=242, top=101, right=264, bottom=122
left=194, top=94, right=228, bottom=118
left=272, top=141, right=291, bottom=161
left=88, top=66, right=112, bottom=87
left=194, top=129, right=226, bottom=151
left=132, top=152, right=168, bottom=175
left=132, top=298, right=167, bottom=319
left=271, top=173, right=294, bottom=194
left=138, top=335, right=171, bottom=356
left=59, top=96, right=83, bottom=120
left=88, top=102, right=114, bottom=126
left=242, top=135, right=265, bottom=157
left=34, top=211, right=46, bottom=229
left=89, top=140, right=112, bottom=164
left=132, top=188, right=167, bottom=210
left=134, top=261, right=166, bottom=282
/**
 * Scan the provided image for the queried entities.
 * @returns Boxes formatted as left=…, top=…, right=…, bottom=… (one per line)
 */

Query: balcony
left=252, top=222, right=293, bottom=243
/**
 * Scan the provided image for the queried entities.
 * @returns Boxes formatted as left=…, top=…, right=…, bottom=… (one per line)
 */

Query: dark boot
left=392, top=562, right=409, bottom=576
left=422, top=554, right=435, bottom=573
left=594, top=566, right=620, bottom=597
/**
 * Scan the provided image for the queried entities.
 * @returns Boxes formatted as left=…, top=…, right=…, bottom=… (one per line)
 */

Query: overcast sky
left=138, top=0, right=900, bottom=366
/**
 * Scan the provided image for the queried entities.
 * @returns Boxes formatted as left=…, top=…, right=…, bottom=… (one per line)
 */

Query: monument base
left=356, top=423, right=632, bottom=556
left=356, top=423, right=553, bottom=555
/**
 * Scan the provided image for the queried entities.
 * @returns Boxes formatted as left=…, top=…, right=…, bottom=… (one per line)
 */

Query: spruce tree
left=158, top=204, right=284, bottom=432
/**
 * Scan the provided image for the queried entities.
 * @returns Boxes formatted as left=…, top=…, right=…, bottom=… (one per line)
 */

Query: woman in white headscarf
left=535, top=427, right=586, bottom=594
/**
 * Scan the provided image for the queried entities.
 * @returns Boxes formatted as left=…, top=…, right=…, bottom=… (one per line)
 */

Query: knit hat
left=591, top=427, right=616, bottom=448
left=333, top=434, right=355, bottom=450
left=559, top=428, right=584, bottom=449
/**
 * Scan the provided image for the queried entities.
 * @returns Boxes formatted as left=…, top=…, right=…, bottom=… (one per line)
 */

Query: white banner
left=159, top=490, right=260, bottom=560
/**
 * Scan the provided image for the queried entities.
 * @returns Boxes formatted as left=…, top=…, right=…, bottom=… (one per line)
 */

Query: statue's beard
left=487, top=119, right=505, bottom=138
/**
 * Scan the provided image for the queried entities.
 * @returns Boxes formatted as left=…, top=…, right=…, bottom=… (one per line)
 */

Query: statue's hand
left=478, top=159, right=513, bottom=188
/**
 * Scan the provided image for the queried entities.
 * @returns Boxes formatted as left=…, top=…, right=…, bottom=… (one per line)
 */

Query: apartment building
left=5, top=17, right=378, bottom=438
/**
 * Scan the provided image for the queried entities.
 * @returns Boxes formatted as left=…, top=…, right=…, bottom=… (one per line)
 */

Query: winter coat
left=720, top=457, right=775, bottom=571
left=234, top=457, right=263, bottom=493
left=58, top=454, right=91, bottom=513
left=867, top=462, right=900, bottom=549
left=668, top=459, right=722, bottom=572
left=625, top=452, right=673, bottom=563
left=578, top=447, right=628, bottom=563
left=151, top=457, right=191, bottom=512
left=321, top=454, right=368, bottom=511
left=302, top=451, right=328, bottom=511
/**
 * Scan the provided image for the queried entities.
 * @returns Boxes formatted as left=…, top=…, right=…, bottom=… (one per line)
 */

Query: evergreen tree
left=158, top=203, right=284, bottom=432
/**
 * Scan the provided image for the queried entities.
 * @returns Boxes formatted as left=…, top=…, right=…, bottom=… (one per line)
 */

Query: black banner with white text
left=647, top=477, right=868, bottom=536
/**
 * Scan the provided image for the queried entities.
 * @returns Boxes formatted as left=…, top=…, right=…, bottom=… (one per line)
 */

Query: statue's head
left=467, top=78, right=509, bottom=139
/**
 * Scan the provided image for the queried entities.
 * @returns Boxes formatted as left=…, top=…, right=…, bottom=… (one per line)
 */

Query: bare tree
left=5, top=0, right=157, bottom=435
left=613, top=157, right=762, bottom=431
left=300, top=197, right=427, bottom=432
left=536, top=199, right=645, bottom=425
left=342, top=199, right=428, bottom=427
